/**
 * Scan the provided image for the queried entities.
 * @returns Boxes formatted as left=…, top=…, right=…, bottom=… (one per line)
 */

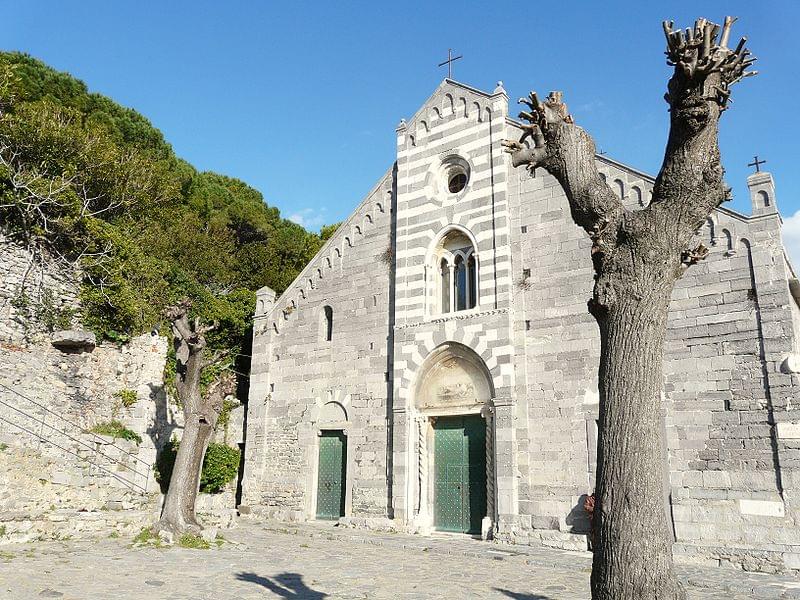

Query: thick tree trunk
left=158, top=414, right=214, bottom=535
left=156, top=298, right=228, bottom=537
left=591, top=287, right=685, bottom=600
left=503, top=17, right=756, bottom=599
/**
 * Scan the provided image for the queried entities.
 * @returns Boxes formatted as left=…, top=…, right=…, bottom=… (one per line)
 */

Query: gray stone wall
left=242, top=169, right=395, bottom=520
left=508, top=145, right=800, bottom=567
left=0, top=334, right=176, bottom=542
left=0, top=233, right=81, bottom=344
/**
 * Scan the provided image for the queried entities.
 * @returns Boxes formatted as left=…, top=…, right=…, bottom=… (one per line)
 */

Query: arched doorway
left=411, top=342, right=495, bottom=537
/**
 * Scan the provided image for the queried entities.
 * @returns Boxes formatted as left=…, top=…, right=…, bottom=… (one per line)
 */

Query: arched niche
left=319, top=401, right=347, bottom=423
left=414, top=342, right=494, bottom=413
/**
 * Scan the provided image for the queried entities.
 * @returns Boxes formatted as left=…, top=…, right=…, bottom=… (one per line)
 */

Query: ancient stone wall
left=242, top=169, right=395, bottom=520
left=510, top=148, right=800, bottom=570
left=0, top=333, right=175, bottom=542
left=0, top=233, right=81, bottom=344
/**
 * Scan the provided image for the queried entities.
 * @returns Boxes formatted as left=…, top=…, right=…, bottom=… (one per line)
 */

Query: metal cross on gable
left=748, top=155, right=767, bottom=173
left=438, top=48, right=462, bottom=79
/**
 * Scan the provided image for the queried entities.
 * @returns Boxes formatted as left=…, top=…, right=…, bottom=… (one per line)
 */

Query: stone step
left=0, top=508, right=158, bottom=544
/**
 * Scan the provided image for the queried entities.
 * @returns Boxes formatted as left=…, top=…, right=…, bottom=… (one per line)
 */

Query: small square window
left=525, top=320, right=531, bottom=331
left=522, top=268, right=531, bottom=279
left=269, top=383, right=275, bottom=392
left=521, top=225, right=528, bottom=233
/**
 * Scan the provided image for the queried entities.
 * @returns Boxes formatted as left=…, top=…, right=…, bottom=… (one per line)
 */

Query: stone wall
left=0, top=232, right=81, bottom=344
left=0, top=332, right=176, bottom=542
left=510, top=151, right=800, bottom=570
left=242, top=168, right=395, bottom=520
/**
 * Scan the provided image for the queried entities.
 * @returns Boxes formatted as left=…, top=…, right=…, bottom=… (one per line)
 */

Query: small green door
left=316, top=431, right=346, bottom=520
left=434, top=415, right=487, bottom=534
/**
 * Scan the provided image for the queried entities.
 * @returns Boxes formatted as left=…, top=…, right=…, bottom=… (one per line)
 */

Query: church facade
left=241, top=79, right=800, bottom=573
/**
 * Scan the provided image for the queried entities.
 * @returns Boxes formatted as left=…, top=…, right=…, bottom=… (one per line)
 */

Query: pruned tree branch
left=502, top=91, right=623, bottom=237
left=656, top=17, right=756, bottom=231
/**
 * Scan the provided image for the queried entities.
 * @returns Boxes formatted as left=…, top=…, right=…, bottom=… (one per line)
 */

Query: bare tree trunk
left=157, top=298, right=230, bottom=536
left=503, top=16, right=756, bottom=600
left=592, top=288, right=681, bottom=599
left=158, top=411, right=214, bottom=534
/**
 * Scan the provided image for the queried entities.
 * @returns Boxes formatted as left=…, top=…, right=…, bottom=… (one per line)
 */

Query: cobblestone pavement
left=2, top=519, right=800, bottom=599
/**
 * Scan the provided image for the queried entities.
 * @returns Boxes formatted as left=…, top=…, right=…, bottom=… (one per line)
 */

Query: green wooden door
left=316, top=431, right=346, bottom=520
left=434, top=415, right=487, bottom=534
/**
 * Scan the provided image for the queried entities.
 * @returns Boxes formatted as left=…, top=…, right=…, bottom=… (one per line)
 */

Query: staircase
left=0, top=381, right=159, bottom=543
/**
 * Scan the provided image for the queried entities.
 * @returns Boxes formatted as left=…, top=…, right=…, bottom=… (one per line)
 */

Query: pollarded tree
left=158, top=298, right=235, bottom=535
left=502, top=16, right=756, bottom=600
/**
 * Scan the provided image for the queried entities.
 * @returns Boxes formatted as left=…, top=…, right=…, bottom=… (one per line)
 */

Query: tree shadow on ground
left=236, top=572, right=328, bottom=599
left=494, top=589, right=554, bottom=600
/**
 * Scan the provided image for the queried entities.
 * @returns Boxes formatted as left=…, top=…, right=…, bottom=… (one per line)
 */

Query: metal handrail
left=0, top=381, right=151, bottom=469
left=0, top=413, right=148, bottom=493
left=0, top=395, right=151, bottom=482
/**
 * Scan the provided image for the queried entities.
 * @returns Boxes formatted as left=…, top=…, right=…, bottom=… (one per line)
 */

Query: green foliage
left=0, top=443, right=8, bottom=452
left=114, top=389, right=138, bottom=408
left=155, top=439, right=240, bottom=494
left=200, top=443, right=241, bottom=493
left=178, top=533, right=210, bottom=550
left=319, top=221, right=341, bottom=242
left=89, top=420, right=142, bottom=444
left=216, top=398, right=239, bottom=431
left=132, top=527, right=161, bottom=547
left=0, top=51, right=324, bottom=377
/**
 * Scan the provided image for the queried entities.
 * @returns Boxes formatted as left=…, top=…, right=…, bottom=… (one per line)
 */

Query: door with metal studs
left=433, top=415, right=486, bottom=533
left=316, top=430, right=346, bottom=520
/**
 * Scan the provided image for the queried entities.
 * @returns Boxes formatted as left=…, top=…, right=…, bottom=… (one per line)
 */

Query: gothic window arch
left=431, top=229, right=478, bottom=315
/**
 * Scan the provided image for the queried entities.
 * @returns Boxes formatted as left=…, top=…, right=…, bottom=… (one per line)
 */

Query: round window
left=448, top=172, right=467, bottom=193
left=440, top=155, right=470, bottom=196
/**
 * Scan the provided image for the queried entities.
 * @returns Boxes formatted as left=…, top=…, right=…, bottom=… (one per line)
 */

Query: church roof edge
left=401, top=79, right=502, bottom=129
left=506, top=117, right=756, bottom=223
left=265, top=164, right=396, bottom=316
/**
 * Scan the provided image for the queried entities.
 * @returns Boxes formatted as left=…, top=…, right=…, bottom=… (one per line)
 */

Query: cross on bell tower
left=748, top=155, right=767, bottom=173
left=438, top=49, right=463, bottom=79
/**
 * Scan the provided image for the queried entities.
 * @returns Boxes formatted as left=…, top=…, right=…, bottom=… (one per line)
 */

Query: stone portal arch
left=410, top=342, right=496, bottom=538
left=413, top=342, right=493, bottom=413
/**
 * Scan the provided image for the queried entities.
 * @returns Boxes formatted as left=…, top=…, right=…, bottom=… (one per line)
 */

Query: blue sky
left=2, top=1, right=798, bottom=240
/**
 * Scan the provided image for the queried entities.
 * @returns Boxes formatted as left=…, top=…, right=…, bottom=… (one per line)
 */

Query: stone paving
left=1, top=519, right=800, bottom=599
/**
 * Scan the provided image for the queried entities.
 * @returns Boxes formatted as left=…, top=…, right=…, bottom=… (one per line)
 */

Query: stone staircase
left=0, top=440, right=159, bottom=543
left=0, top=382, right=160, bottom=543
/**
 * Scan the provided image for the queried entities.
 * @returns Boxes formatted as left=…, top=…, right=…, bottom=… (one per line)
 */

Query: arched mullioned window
left=433, top=230, right=478, bottom=314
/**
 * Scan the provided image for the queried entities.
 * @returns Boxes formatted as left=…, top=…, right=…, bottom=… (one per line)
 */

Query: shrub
left=132, top=527, right=161, bottom=547
left=200, top=443, right=241, bottom=493
left=155, top=439, right=240, bottom=494
left=89, top=420, right=142, bottom=444
left=113, top=389, right=138, bottom=408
